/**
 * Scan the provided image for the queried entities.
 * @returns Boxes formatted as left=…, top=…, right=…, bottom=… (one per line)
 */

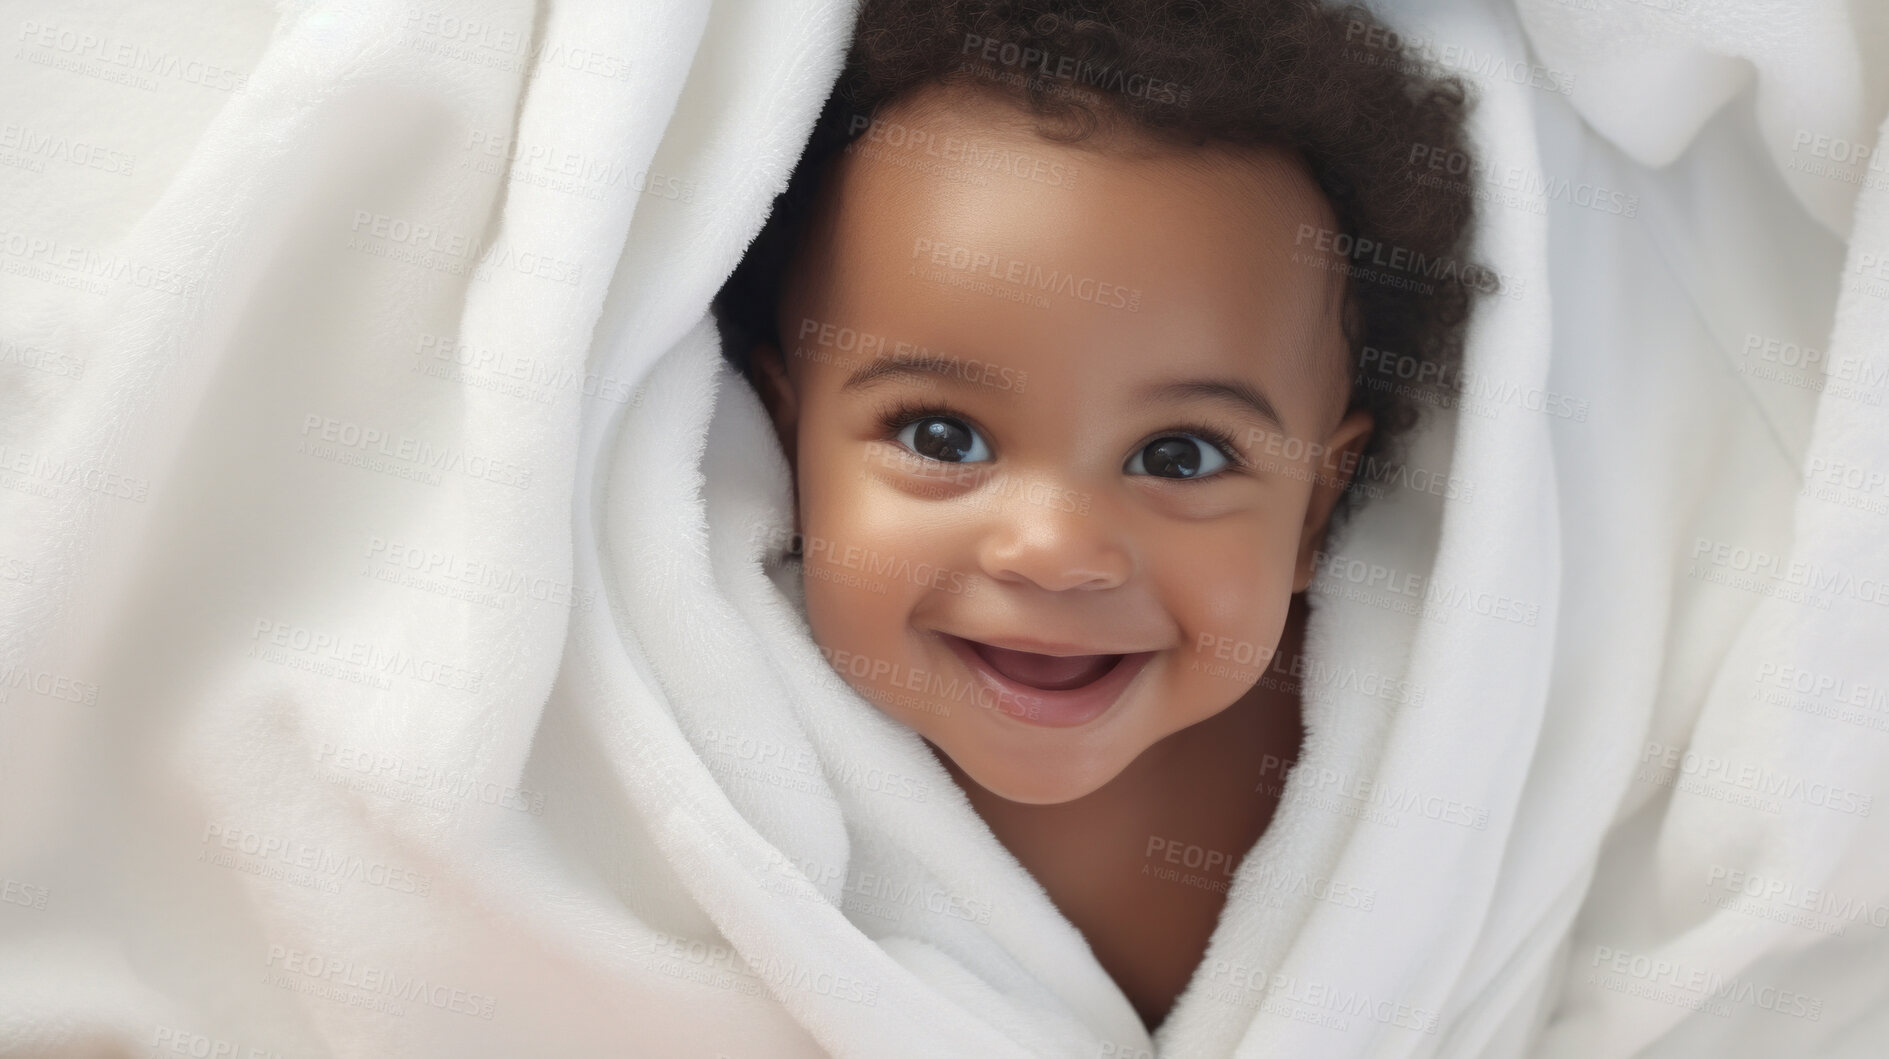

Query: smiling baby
left=712, top=0, right=1490, bottom=1032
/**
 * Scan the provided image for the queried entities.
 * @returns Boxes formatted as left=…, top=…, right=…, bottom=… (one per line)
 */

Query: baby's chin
left=911, top=713, right=1148, bottom=806
left=963, top=760, right=1128, bottom=806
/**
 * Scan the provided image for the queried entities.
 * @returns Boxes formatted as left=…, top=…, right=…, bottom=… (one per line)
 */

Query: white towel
left=1, top=0, right=1885, bottom=1055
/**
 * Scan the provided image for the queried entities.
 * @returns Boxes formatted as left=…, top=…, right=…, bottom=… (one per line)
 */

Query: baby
left=713, top=0, right=1488, bottom=1032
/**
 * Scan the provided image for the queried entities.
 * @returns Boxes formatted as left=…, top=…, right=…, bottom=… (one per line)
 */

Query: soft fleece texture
left=1, top=0, right=1885, bottom=1055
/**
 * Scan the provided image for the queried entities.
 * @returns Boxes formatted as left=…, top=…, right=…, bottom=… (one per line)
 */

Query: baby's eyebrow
left=839, top=356, right=987, bottom=394
left=1135, top=377, right=1286, bottom=434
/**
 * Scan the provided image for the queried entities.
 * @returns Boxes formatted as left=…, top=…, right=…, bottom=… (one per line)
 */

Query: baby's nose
left=971, top=478, right=1132, bottom=591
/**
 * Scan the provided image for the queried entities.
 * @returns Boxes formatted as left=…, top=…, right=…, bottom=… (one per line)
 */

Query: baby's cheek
left=1182, top=519, right=1291, bottom=604
left=801, top=578, right=892, bottom=708
left=1171, top=534, right=1296, bottom=676
left=796, top=532, right=918, bottom=693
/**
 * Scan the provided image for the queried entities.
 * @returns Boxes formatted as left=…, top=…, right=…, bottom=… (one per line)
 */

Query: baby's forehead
left=854, top=82, right=1342, bottom=286
left=796, top=82, right=1353, bottom=409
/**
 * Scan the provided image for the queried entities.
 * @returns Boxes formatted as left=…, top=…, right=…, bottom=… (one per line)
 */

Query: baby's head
left=714, top=0, right=1488, bottom=804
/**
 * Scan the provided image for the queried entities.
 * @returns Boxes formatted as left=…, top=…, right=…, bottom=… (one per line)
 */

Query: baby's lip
left=938, top=632, right=1151, bottom=692
left=942, top=631, right=1145, bottom=657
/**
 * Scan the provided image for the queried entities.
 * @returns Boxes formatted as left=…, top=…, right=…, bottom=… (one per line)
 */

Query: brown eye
left=896, top=416, right=991, bottom=463
left=1127, top=435, right=1229, bottom=479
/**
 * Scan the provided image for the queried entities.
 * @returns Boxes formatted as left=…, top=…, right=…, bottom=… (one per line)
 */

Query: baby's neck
left=932, top=598, right=1310, bottom=1033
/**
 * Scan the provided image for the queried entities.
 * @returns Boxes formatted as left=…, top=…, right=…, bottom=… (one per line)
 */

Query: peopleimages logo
left=1343, top=20, right=1575, bottom=96
left=1640, top=741, right=1874, bottom=817
left=1200, top=958, right=1442, bottom=1033
left=847, top=115, right=1080, bottom=189
left=1407, top=143, right=1638, bottom=217
left=1358, top=344, right=1591, bottom=422
left=911, top=237, right=1143, bottom=311
left=262, top=945, right=497, bottom=1019
left=1293, top=224, right=1509, bottom=296
left=959, top=33, right=1189, bottom=106
left=754, top=525, right=982, bottom=597
left=795, top=316, right=1029, bottom=393
left=1706, top=864, right=1889, bottom=931
left=1257, top=753, right=1491, bottom=830
left=1589, top=946, right=1824, bottom=1021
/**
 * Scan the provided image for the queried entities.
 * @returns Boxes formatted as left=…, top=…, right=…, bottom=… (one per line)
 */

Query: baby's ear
left=1292, top=410, right=1373, bottom=593
left=748, top=342, right=800, bottom=467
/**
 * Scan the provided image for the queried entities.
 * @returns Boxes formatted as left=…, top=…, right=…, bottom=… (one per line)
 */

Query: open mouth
left=936, top=632, right=1157, bottom=728
left=965, top=641, right=1124, bottom=690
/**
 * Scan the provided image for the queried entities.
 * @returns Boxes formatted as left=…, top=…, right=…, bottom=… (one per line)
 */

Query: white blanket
left=1, top=0, right=1885, bottom=1056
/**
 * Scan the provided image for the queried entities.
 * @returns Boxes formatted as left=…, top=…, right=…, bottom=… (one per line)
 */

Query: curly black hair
left=712, top=0, right=1494, bottom=531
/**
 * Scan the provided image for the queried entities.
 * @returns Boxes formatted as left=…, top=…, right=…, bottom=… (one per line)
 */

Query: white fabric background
left=1, top=0, right=1884, bottom=1055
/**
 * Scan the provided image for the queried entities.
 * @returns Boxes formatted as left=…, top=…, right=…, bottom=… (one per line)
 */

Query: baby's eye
left=1125, top=435, right=1230, bottom=479
left=896, top=416, right=993, bottom=463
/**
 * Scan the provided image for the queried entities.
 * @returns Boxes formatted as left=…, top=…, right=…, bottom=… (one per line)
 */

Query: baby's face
left=752, top=85, right=1370, bottom=804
